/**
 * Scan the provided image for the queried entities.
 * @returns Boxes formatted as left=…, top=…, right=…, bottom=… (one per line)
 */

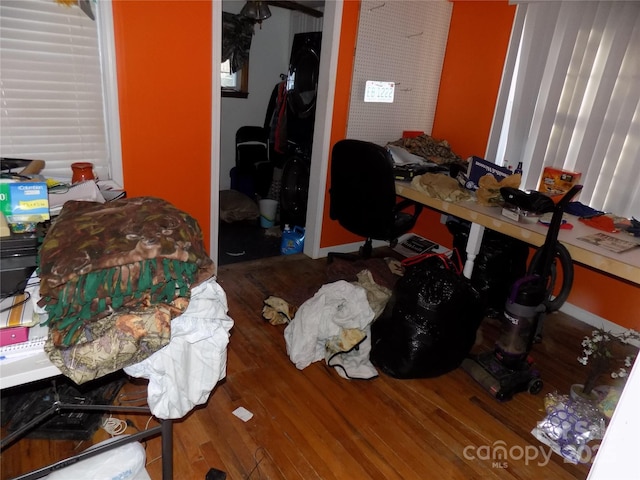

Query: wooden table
left=396, top=180, right=640, bottom=285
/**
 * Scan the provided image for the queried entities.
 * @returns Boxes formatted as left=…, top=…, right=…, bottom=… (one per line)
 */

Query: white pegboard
left=346, top=0, right=453, bottom=144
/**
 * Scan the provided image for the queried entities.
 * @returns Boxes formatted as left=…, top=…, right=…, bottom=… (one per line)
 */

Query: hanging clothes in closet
left=265, top=80, right=288, bottom=156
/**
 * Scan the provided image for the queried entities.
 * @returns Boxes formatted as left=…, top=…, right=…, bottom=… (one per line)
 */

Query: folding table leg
left=161, top=419, right=173, bottom=480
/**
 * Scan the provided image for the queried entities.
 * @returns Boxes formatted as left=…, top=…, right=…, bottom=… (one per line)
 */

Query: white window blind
left=487, top=1, right=640, bottom=219
left=0, top=0, right=110, bottom=181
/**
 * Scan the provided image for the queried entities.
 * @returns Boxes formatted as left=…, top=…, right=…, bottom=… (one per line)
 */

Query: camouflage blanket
left=38, top=196, right=215, bottom=383
left=44, top=300, right=186, bottom=384
left=387, top=134, right=465, bottom=166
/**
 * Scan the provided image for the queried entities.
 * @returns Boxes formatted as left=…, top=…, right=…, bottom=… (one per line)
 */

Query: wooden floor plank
left=1, top=253, right=597, bottom=480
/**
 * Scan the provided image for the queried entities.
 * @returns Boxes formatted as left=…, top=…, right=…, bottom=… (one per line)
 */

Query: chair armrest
left=394, top=199, right=423, bottom=218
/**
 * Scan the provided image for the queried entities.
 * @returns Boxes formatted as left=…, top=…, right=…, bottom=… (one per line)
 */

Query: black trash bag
left=446, top=217, right=529, bottom=317
left=370, top=254, right=484, bottom=379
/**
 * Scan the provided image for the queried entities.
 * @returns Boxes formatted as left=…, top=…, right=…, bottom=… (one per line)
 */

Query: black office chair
left=328, top=139, right=423, bottom=262
left=231, top=126, right=273, bottom=199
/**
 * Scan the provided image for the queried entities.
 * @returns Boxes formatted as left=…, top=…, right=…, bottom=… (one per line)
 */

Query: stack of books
left=0, top=293, right=47, bottom=363
left=393, top=233, right=441, bottom=258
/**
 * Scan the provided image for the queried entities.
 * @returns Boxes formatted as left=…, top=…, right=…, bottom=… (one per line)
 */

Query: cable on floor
left=117, top=387, right=149, bottom=405
left=246, top=446, right=267, bottom=479
left=101, top=414, right=128, bottom=436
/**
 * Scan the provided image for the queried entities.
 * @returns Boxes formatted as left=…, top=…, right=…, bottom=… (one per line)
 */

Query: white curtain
left=487, top=1, right=640, bottom=219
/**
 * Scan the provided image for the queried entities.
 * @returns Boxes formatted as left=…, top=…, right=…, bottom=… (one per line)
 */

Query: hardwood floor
left=1, top=253, right=597, bottom=479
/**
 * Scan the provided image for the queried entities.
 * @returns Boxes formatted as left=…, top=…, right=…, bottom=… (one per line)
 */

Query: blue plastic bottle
left=280, top=225, right=305, bottom=255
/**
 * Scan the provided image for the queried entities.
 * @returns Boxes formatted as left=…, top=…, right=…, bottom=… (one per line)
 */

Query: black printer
left=0, top=232, right=39, bottom=295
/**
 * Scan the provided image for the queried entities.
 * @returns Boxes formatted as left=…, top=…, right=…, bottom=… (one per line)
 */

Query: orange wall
left=431, top=1, right=515, bottom=159
left=112, top=0, right=213, bottom=249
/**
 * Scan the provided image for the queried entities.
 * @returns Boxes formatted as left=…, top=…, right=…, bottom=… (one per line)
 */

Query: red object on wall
left=402, top=131, right=424, bottom=139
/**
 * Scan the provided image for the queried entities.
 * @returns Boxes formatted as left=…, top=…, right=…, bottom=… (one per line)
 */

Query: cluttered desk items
left=1, top=157, right=125, bottom=234
left=1, top=161, right=232, bottom=480
left=0, top=287, right=46, bottom=360
left=0, top=321, right=47, bottom=363
left=387, top=144, right=448, bottom=180
left=1, top=156, right=232, bottom=419
left=0, top=181, right=49, bottom=234
left=457, top=155, right=513, bottom=192
left=393, top=233, right=441, bottom=258
left=0, top=231, right=39, bottom=295
left=1, top=158, right=49, bottom=234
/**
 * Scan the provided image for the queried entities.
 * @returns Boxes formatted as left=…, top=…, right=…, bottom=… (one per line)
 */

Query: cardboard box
left=459, top=156, right=513, bottom=191
left=0, top=181, right=50, bottom=228
left=537, top=167, right=582, bottom=200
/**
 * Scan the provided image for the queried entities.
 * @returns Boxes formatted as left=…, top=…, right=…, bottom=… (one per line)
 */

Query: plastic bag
left=447, top=217, right=529, bottom=317
left=531, top=392, right=605, bottom=464
left=43, top=435, right=150, bottom=479
left=370, top=252, right=484, bottom=379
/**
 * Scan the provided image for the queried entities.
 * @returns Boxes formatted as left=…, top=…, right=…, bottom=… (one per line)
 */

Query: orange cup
left=71, top=162, right=95, bottom=183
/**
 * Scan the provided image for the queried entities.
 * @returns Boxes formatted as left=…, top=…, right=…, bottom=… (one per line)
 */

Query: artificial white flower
left=577, top=327, right=640, bottom=395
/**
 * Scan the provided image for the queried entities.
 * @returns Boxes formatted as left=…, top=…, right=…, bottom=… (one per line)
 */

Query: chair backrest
left=329, top=139, right=398, bottom=240
left=236, top=125, right=268, bottom=145
left=235, top=126, right=269, bottom=173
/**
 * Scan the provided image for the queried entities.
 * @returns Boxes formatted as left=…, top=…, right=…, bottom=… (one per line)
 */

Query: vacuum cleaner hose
left=527, top=242, right=573, bottom=312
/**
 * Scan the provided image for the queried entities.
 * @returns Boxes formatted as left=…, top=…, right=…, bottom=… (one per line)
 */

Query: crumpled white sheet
left=284, top=280, right=376, bottom=378
left=326, top=331, right=377, bottom=380
left=124, top=276, right=234, bottom=419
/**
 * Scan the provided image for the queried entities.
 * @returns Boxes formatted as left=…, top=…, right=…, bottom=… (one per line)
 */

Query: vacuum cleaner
left=462, top=184, right=583, bottom=401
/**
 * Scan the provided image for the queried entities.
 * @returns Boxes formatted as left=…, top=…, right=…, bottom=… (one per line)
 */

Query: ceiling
left=267, top=1, right=325, bottom=17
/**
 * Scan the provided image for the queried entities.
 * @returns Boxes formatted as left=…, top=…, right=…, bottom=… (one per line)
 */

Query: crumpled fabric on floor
left=262, top=295, right=297, bottom=325
left=355, top=269, right=392, bottom=319
left=326, top=328, right=377, bottom=380
left=284, top=280, right=375, bottom=374
left=124, top=276, right=234, bottom=419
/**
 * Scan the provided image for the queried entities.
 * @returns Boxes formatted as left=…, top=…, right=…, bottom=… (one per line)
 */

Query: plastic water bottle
left=280, top=225, right=305, bottom=255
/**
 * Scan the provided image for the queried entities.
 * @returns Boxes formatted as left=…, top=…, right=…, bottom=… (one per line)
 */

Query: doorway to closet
left=217, top=1, right=325, bottom=266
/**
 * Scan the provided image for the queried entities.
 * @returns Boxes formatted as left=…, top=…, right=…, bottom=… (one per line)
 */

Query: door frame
left=209, top=1, right=344, bottom=263
left=210, top=0, right=222, bottom=266
left=303, top=0, right=343, bottom=260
